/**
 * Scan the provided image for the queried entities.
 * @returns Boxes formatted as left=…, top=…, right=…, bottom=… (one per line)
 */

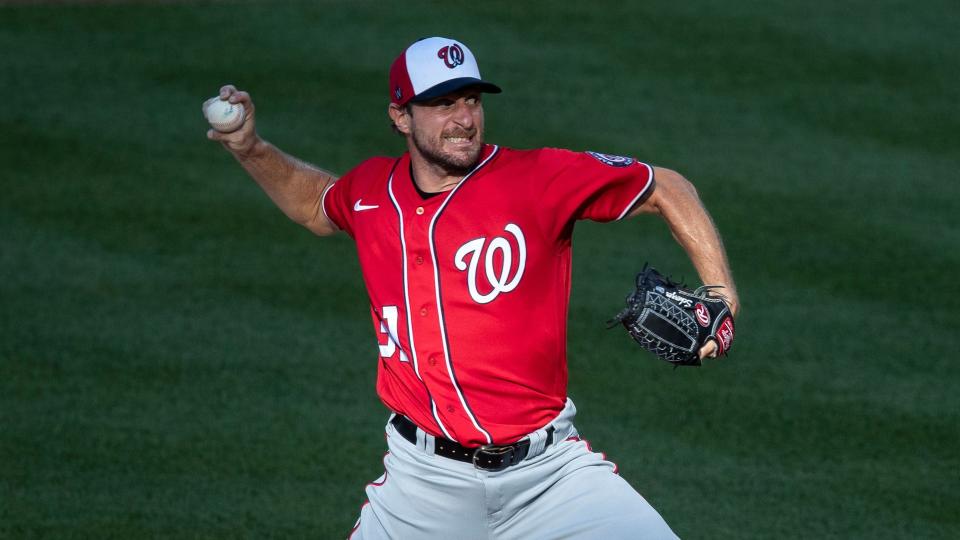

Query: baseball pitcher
left=206, top=36, right=739, bottom=539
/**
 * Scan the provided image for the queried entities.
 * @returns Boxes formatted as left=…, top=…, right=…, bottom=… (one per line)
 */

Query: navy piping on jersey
left=385, top=158, right=455, bottom=440
left=426, top=145, right=501, bottom=445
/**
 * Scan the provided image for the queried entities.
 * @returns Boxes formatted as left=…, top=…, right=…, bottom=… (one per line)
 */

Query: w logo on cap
left=437, top=43, right=465, bottom=69
left=389, top=37, right=501, bottom=106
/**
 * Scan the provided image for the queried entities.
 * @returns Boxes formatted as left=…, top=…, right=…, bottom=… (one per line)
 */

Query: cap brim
left=410, top=77, right=502, bottom=103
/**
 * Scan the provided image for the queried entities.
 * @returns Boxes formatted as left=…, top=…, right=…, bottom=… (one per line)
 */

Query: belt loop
left=421, top=429, right=435, bottom=455
left=415, top=426, right=426, bottom=451
left=526, top=428, right=548, bottom=458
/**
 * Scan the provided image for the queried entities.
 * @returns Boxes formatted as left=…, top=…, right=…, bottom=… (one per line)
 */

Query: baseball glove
left=609, top=264, right=735, bottom=366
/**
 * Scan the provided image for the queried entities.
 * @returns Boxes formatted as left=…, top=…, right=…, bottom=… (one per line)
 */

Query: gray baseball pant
left=349, top=399, right=679, bottom=539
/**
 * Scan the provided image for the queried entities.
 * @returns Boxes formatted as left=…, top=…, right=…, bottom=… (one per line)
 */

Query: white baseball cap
left=389, top=37, right=501, bottom=106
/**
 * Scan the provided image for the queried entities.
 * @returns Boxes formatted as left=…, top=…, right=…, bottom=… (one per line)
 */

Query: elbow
left=645, top=167, right=701, bottom=216
left=657, top=167, right=699, bottom=198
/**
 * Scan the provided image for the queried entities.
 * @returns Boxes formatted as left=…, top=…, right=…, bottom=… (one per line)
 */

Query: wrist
left=234, top=135, right=267, bottom=160
left=727, top=297, right=740, bottom=318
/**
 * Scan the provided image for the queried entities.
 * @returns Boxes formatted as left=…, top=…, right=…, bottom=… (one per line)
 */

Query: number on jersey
left=378, top=305, right=409, bottom=362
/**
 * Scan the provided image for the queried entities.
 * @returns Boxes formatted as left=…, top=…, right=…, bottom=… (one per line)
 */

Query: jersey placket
left=416, top=200, right=486, bottom=446
left=406, top=196, right=457, bottom=437
left=392, top=167, right=492, bottom=445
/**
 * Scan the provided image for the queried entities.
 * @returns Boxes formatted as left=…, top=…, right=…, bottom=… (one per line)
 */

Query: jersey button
left=415, top=206, right=425, bottom=215
left=446, top=405, right=456, bottom=413
left=429, top=356, right=437, bottom=366
left=419, top=307, right=428, bottom=317
left=415, top=255, right=424, bottom=265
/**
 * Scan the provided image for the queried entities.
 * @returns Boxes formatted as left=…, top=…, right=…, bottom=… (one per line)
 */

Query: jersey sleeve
left=321, top=172, right=354, bottom=237
left=321, top=157, right=395, bottom=238
left=539, top=148, right=655, bottom=228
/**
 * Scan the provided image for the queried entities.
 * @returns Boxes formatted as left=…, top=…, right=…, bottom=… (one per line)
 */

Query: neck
left=406, top=141, right=486, bottom=193
left=408, top=154, right=468, bottom=193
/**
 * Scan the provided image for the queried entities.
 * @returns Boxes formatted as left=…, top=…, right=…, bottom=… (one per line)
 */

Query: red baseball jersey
left=322, top=145, right=654, bottom=446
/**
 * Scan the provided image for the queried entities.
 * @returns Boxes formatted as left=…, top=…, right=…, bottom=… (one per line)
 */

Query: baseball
left=203, top=97, right=246, bottom=133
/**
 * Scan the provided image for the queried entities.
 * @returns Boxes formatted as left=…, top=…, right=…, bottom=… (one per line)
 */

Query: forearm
left=637, top=169, right=739, bottom=315
left=233, top=139, right=338, bottom=234
left=666, top=198, right=738, bottom=315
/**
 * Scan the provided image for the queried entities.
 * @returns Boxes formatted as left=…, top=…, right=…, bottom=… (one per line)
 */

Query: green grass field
left=2, top=1, right=958, bottom=538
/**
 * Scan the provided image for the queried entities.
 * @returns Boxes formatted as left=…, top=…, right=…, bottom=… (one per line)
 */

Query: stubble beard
left=411, top=128, right=483, bottom=177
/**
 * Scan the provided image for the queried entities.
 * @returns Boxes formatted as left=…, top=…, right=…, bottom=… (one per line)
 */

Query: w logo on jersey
left=454, top=224, right=526, bottom=304
left=437, top=43, right=465, bottom=69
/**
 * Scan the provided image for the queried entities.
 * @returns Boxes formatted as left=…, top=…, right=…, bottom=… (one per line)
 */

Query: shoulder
left=494, top=146, right=577, bottom=161
left=488, top=146, right=583, bottom=172
left=485, top=145, right=646, bottom=178
left=342, top=155, right=398, bottom=180
left=334, top=155, right=400, bottom=192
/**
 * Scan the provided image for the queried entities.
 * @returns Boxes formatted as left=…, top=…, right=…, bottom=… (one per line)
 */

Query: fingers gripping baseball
left=204, top=84, right=258, bottom=155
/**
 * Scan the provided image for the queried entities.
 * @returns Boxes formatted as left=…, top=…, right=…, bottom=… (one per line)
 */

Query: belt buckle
left=472, top=444, right=515, bottom=471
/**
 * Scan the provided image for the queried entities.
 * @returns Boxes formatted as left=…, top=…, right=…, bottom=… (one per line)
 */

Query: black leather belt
left=390, top=414, right=554, bottom=471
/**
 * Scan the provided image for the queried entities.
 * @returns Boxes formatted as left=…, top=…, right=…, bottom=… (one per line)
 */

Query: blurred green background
left=1, top=1, right=957, bottom=538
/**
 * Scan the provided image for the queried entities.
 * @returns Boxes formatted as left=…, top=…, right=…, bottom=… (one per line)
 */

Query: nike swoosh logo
left=353, top=199, right=379, bottom=212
